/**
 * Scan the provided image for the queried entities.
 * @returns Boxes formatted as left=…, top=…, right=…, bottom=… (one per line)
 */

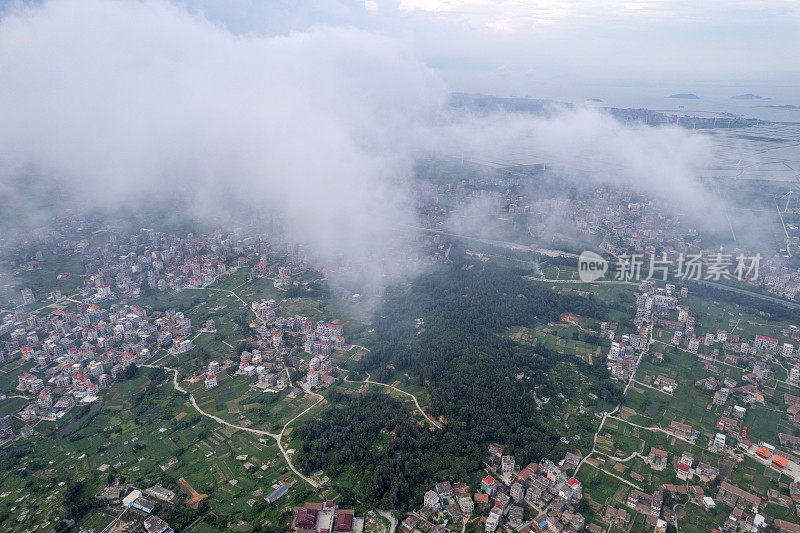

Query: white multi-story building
left=501, top=455, right=515, bottom=476
left=486, top=507, right=502, bottom=532
left=783, top=343, right=794, bottom=358
left=754, top=335, right=778, bottom=353
left=424, top=489, right=440, bottom=510
left=458, top=496, right=474, bottom=515
left=688, top=337, right=700, bottom=353
left=21, top=288, right=34, bottom=305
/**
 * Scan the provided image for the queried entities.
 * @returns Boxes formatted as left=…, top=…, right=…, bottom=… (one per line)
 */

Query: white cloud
left=396, top=0, right=800, bottom=32
left=0, top=0, right=445, bottom=289
left=150, top=0, right=799, bottom=89
left=0, top=0, right=774, bottom=289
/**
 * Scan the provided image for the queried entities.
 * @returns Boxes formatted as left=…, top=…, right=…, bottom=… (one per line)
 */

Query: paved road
left=631, top=379, right=673, bottom=396
left=606, top=416, right=713, bottom=451
left=608, top=451, right=644, bottom=463
left=694, top=279, right=800, bottom=310
left=531, top=277, right=639, bottom=285
left=377, top=510, right=397, bottom=533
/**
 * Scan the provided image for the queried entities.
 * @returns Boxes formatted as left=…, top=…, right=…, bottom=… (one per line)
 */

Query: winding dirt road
left=344, top=372, right=441, bottom=429
left=144, top=364, right=324, bottom=488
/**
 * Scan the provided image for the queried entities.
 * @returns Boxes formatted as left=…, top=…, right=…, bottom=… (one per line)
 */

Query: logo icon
left=579, top=251, right=608, bottom=282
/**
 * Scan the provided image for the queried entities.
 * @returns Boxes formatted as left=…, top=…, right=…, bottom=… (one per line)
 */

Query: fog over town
left=0, top=1, right=798, bottom=533
left=1, top=0, right=781, bottom=285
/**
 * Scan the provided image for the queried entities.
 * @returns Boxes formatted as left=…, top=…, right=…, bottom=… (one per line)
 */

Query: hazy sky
left=177, top=0, right=800, bottom=96
left=0, top=0, right=783, bottom=289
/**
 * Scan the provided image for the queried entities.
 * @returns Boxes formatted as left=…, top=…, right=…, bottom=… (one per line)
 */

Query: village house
left=458, top=496, right=474, bottom=515
left=603, top=506, right=631, bottom=528
left=669, top=420, right=695, bottom=440
left=717, top=482, right=762, bottom=509
left=143, top=516, right=174, bottom=533
left=648, top=447, right=669, bottom=470
left=653, top=374, right=677, bottom=393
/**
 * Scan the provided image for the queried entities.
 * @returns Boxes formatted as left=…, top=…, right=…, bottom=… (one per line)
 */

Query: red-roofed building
left=335, top=510, right=354, bottom=533
left=756, top=447, right=773, bottom=459
left=560, top=477, right=583, bottom=501
left=294, top=508, right=318, bottom=530
left=482, top=475, right=497, bottom=495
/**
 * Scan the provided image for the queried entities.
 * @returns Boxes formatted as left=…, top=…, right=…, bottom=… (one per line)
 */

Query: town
left=0, top=133, right=799, bottom=533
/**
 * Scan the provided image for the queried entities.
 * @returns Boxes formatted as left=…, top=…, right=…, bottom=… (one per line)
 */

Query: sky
left=0, top=0, right=788, bottom=292
left=176, top=0, right=800, bottom=96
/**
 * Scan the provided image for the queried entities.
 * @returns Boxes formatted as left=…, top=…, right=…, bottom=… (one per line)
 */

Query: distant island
left=757, top=104, right=800, bottom=109
left=668, top=93, right=699, bottom=99
left=586, top=98, right=602, bottom=102
left=732, top=93, right=765, bottom=100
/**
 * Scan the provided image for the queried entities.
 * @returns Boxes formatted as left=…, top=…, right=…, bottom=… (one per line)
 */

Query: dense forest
left=360, top=263, right=620, bottom=461
left=295, top=391, right=480, bottom=512
left=330, top=261, right=619, bottom=463
left=296, top=261, right=623, bottom=510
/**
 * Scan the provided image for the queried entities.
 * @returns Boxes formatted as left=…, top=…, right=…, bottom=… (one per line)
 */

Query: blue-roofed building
left=265, top=484, right=289, bottom=503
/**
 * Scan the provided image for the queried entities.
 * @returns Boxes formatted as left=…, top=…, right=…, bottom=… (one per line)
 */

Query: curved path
left=377, top=510, right=397, bottom=533
left=144, top=363, right=324, bottom=488
left=573, top=404, right=619, bottom=476
left=344, top=372, right=441, bottom=429
left=206, top=287, right=249, bottom=308
left=608, top=451, right=644, bottom=463
left=606, top=415, right=716, bottom=452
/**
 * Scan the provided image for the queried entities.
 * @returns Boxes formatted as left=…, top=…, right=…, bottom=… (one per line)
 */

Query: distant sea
left=555, top=84, right=800, bottom=123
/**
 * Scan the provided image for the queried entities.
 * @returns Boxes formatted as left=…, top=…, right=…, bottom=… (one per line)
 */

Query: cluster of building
left=604, top=456, right=723, bottom=531
left=203, top=350, right=291, bottom=391
left=197, top=298, right=347, bottom=394
left=0, top=303, right=196, bottom=437
left=250, top=297, right=346, bottom=356
left=417, top=170, right=800, bottom=301
left=605, top=281, right=677, bottom=380
left=97, top=484, right=178, bottom=533
left=5, top=219, right=327, bottom=310
left=402, top=446, right=587, bottom=533
left=291, top=499, right=360, bottom=533
left=13, top=229, right=262, bottom=308
left=606, top=488, right=668, bottom=533
left=627, top=277, right=800, bottom=422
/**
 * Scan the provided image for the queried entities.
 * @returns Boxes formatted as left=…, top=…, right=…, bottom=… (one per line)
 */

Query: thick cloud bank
left=0, top=0, right=730, bottom=288
left=428, top=109, right=724, bottom=225
left=0, top=0, right=446, bottom=283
